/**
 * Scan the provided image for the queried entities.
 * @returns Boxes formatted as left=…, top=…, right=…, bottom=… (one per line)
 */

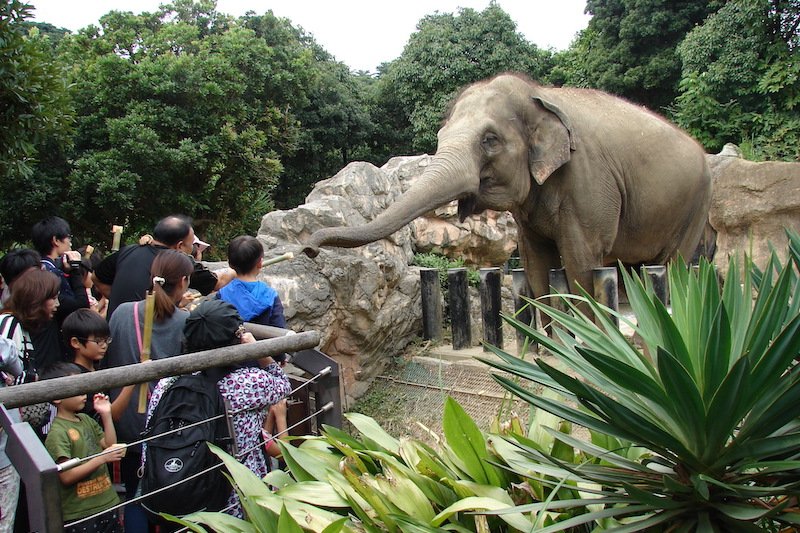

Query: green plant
left=481, top=229, right=800, bottom=530
left=412, top=252, right=480, bottom=289
left=170, top=396, right=589, bottom=532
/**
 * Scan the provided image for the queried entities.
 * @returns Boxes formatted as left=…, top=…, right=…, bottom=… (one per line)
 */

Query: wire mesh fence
left=355, top=355, right=538, bottom=445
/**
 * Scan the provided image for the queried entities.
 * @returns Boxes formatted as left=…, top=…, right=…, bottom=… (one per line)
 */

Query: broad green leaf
left=430, top=496, right=532, bottom=531
left=278, top=504, right=305, bottom=533
left=277, top=481, right=350, bottom=508
left=345, top=412, right=401, bottom=455
left=442, top=397, right=492, bottom=486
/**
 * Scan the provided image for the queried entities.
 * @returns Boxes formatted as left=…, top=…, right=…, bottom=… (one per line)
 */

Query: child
left=62, top=309, right=134, bottom=422
left=42, top=362, right=125, bottom=532
left=217, top=236, right=287, bottom=329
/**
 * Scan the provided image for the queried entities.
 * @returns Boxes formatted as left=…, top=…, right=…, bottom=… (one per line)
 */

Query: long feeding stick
left=263, top=251, right=293, bottom=267
left=111, top=225, right=124, bottom=252
left=137, top=291, right=156, bottom=413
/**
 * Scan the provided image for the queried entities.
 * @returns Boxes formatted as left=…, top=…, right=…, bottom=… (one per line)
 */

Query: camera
left=68, top=258, right=82, bottom=271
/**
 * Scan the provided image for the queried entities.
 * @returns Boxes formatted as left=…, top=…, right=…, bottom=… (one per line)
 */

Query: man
left=31, top=216, right=91, bottom=323
left=92, top=215, right=234, bottom=318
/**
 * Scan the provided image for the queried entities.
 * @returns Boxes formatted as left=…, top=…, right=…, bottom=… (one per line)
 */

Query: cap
left=184, top=300, right=242, bottom=352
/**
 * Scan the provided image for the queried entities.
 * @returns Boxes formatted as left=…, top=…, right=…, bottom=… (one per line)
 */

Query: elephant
left=303, top=73, right=712, bottom=308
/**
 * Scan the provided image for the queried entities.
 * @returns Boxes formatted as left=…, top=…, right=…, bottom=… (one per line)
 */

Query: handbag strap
left=134, top=301, right=143, bottom=353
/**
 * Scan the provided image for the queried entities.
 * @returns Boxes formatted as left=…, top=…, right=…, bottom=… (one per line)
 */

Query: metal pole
left=448, top=268, right=471, bottom=350
left=419, top=268, right=443, bottom=341
left=0, top=405, right=62, bottom=532
left=641, top=265, right=669, bottom=305
left=479, top=268, right=503, bottom=351
left=592, top=267, right=619, bottom=327
left=511, top=269, right=535, bottom=353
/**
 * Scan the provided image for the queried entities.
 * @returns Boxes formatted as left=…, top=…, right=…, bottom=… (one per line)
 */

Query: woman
left=103, top=249, right=193, bottom=533
left=0, top=269, right=61, bottom=386
left=144, top=300, right=291, bottom=519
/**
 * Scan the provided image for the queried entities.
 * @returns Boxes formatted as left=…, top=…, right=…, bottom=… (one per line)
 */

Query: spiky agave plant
left=481, top=230, right=800, bottom=531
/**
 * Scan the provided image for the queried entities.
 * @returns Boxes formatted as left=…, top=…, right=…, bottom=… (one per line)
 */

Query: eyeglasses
left=78, top=337, right=113, bottom=347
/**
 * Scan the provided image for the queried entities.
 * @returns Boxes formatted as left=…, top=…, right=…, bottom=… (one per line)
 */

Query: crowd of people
left=0, top=215, right=292, bottom=533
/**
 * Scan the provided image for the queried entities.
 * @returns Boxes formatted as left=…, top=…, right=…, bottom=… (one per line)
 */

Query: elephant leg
left=518, top=235, right=561, bottom=332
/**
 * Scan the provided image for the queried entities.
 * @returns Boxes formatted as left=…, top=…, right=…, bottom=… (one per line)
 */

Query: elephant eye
left=481, top=134, right=500, bottom=152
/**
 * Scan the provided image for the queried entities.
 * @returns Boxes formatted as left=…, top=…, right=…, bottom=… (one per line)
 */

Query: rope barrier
left=57, top=366, right=333, bottom=473
left=62, top=378, right=334, bottom=530
left=63, top=401, right=334, bottom=529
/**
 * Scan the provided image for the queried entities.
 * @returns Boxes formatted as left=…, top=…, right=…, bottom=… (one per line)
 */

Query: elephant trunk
left=303, top=144, right=477, bottom=257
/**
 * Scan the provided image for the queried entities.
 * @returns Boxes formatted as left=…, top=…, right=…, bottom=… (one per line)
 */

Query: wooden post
left=479, top=268, right=502, bottom=351
left=511, top=268, right=535, bottom=353
left=0, top=332, right=320, bottom=408
left=448, top=268, right=471, bottom=350
left=419, top=268, right=443, bottom=341
left=593, top=267, right=619, bottom=327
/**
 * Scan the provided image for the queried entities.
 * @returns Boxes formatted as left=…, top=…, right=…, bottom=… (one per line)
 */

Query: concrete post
left=642, top=265, right=669, bottom=305
left=479, top=268, right=503, bottom=351
left=419, top=268, right=443, bottom=341
left=547, top=268, right=571, bottom=338
left=593, top=267, right=619, bottom=327
left=511, top=268, right=535, bottom=353
left=448, top=268, right=471, bottom=350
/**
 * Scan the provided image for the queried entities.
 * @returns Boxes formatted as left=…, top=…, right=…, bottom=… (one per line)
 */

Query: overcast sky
left=31, top=0, right=591, bottom=73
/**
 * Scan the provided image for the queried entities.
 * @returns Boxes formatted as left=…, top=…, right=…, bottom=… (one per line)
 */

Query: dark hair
left=3, top=269, right=60, bottom=332
left=227, top=236, right=263, bottom=275
left=184, top=300, right=242, bottom=353
left=0, top=249, right=41, bottom=288
left=40, top=361, right=83, bottom=382
left=153, top=215, right=192, bottom=247
left=62, top=309, right=110, bottom=351
left=150, top=250, right=193, bottom=321
left=31, top=216, right=71, bottom=256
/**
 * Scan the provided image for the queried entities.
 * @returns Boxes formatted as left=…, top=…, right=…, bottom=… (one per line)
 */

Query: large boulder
left=257, top=156, right=515, bottom=405
left=707, top=145, right=800, bottom=275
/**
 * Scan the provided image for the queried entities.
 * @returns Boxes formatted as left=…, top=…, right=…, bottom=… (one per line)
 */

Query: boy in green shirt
left=43, top=362, right=125, bottom=532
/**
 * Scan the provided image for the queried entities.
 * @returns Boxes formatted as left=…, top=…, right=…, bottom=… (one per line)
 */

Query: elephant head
left=303, top=74, right=574, bottom=257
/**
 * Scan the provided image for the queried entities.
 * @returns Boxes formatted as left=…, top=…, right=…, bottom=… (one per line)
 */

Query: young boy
left=62, top=309, right=134, bottom=421
left=217, top=235, right=287, bottom=329
left=42, top=362, right=126, bottom=532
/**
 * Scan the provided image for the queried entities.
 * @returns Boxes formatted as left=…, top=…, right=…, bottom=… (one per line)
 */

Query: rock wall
left=254, top=148, right=799, bottom=405
left=257, top=156, right=516, bottom=406
left=707, top=145, right=800, bottom=276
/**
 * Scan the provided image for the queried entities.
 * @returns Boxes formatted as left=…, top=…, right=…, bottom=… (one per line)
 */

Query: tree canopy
left=0, top=0, right=798, bottom=253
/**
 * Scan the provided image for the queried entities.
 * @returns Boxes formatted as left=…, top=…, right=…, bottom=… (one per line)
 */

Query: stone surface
left=707, top=146, right=800, bottom=276
left=256, top=156, right=517, bottom=406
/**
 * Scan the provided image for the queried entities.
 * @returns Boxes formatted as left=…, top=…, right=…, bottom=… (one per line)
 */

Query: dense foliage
left=0, top=0, right=797, bottom=252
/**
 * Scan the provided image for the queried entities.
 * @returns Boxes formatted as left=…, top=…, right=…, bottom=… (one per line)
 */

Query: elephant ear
left=528, top=97, right=576, bottom=185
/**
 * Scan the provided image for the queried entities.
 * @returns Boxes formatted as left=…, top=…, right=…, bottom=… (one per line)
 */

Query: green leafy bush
left=483, top=228, right=800, bottom=530
left=412, top=252, right=480, bottom=289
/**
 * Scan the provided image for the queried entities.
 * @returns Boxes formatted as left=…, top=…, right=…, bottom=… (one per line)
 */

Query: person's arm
left=94, top=393, right=117, bottom=448
left=110, top=385, right=135, bottom=422
left=213, top=268, right=236, bottom=291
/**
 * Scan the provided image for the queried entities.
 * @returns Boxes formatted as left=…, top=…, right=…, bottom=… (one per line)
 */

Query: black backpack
left=140, top=370, right=233, bottom=519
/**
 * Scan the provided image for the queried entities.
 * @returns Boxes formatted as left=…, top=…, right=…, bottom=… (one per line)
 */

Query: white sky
left=31, top=0, right=591, bottom=73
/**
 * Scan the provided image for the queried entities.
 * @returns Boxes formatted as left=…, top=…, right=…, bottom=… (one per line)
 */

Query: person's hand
left=62, top=250, right=81, bottom=270
left=93, top=393, right=112, bottom=415
left=102, top=443, right=126, bottom=463
left=240, top=331, right=256, bottom=344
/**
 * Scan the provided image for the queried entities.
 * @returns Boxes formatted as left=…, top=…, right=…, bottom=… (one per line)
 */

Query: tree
left=52, top=2, right=316, bottom=251
left=565, top=0, right=721, bottom=111
left=378, top=3, right=553, bottom=154
left=673, top=0, right=800, bottom=159
left=0, top=1, right=72, bottom=245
